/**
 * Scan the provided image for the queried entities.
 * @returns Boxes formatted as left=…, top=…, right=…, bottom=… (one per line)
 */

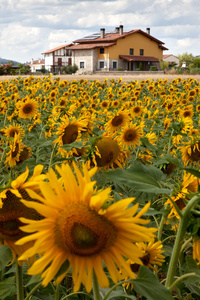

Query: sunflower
left=16, top=162, right=156, bottom=292
left=164, top=172, right=199, bottom=220
left=105, top=111, right=129, bottom=133
left=17, top=99, right=38, bottom=119
left=53, top=116, right=87, bottom=157
left=193, top=237, right=200, bottom=265
left=181, top=140, right=200, bottom=166
left=119, top=123, right=143, bottom=149
left=4, top=123, right=25, bottom=138
left=5, top=134, right=24, bottom=167
left=0, top=165, right=45, bottom=264
left=92, top=136, right=127, bottom=170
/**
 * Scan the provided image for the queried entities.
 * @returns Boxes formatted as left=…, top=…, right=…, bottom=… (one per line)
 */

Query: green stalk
left=92, top=270, right=101, bottom=300
left=55, top=283, right=61, bottom=300
left=169, top=273, right=200, bottom=292
left=24, top=282, right=42, bottom=300
left=48, top=143, right=58, bottom=172
left=157, top=205, right=170, bottom=241
left=16, top=261, right=24, bottom=300
left=165, top=194, right=200, bottom=289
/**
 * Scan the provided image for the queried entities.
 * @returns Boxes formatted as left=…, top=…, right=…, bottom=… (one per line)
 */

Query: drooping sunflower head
left=16, top=162, right=156, bottom=292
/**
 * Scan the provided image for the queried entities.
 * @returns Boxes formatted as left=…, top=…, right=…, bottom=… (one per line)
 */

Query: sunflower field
left=1, top=75, right=200, bottom=300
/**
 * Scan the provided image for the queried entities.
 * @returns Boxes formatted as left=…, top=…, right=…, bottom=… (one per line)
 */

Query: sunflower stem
left=55, top=283, right=61, bottom=300
left=168, top=273, right=200, bottom=292
left=165, top=194, right=200, bottom=290
left=157, top=205, right=170, bottom=241
left=24, top=282, right=42, bottom=300
left=48, top=143, right=58, bottom=171
left=16, top=261, right=24, bottom=300
left=92, top=270, right=101, bottom=300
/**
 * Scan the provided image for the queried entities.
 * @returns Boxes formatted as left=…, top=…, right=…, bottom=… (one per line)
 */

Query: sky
left=0, top=0, right=200, bottom=63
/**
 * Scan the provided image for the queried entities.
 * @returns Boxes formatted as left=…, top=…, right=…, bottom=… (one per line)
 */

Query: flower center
left=111, top=115, right=123, bottom=127
left=124, top=129, right=137, bottom=141
left=23, top=104, right=33, bottom=114
left=55, top=202, right=117, bottom=256
left=62, top=124, right=78, bottom=144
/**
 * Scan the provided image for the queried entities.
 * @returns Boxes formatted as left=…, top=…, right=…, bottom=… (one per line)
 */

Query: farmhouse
left=66, top=25, right=168, bottom=73
left=42, top=43, right=72, bottom=73
left=42, top=25, right=168, bottom=74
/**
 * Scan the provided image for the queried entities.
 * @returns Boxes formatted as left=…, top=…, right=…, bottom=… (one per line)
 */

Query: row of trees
left=177, top=52, right=200, bottom=68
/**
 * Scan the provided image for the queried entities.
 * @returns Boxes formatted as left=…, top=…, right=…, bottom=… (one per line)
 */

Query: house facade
left=42, top=44, right=72, bottom=73
left=28, top=59, right=45, bottom=73
left=163, top=54, right=180, bottom=66
left=66, top=25, right=168, bottom=74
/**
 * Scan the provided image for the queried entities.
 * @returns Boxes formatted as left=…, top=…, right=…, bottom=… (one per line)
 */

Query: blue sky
left=0, top=0, right=199, bottom=63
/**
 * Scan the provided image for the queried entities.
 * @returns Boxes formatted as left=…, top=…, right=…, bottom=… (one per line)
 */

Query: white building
left=42, top=44, right=72, bottom=73
left=28, top=59, right=45, bottom=73
left=163, top=54, right=180, bottom=66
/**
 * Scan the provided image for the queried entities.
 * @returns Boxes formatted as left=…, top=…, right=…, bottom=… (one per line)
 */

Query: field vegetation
left=0, top=75, right=200, bottom=299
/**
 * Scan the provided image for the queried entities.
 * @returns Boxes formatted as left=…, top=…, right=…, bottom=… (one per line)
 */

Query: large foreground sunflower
left=17, top=162, right=156, bottom=292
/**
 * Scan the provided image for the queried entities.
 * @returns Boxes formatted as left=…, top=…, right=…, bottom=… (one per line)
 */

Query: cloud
left=0, top=0, right=200, bottom=62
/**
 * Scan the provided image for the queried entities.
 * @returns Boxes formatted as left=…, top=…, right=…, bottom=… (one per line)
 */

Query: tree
left=191, top=58, right=200, bottom=68
left=177, top=52, right=194, bottom=67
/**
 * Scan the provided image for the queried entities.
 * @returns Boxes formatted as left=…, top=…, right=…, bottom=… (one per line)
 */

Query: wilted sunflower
left=119, top=123, right=143, bottom=149
left=18, top=99, right=38, bottom=119
left=4, top=123, right=25, bottom=138
left=0, top=165, right=45, bottom=264
left=17, top=162, right=156, bottom=292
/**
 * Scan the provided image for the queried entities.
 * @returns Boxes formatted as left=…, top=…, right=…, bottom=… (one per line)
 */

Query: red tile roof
left=66, top=42, right=116, bottom=50
left=119, top=55, right=159, bottom=62
left=27, top=60, right=45, bottom=65
left=74, top=29, right=166, bottom=47
left=42, top=43, right=72, bottom=54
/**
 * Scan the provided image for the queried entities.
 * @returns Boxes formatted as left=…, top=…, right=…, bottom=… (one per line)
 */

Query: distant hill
left=0, top=58, right=22, bottom=66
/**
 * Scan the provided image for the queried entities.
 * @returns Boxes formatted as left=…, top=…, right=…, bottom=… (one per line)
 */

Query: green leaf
left=184, top=167, right=200, bottom=179
left=133, top=266, right=173, bottom=300
left=61, top=141, right=85, bottom=151
left=105, top=163, right=171, bottom=195
left=0, top=277, right=16, bottom=299
left=99, top=287, right=136, bottom=300
left=0, top=245, right=13, bottom=271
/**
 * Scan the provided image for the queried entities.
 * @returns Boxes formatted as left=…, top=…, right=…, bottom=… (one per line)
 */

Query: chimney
left=115, top=27, right=119, bottom=33
left=146, top=28, right=150, bottom=35
left=100, top=28, right=105, bottom=38
left=31, top=58, right=34, bottom=64
left=119, top=24, right=123, bottom=35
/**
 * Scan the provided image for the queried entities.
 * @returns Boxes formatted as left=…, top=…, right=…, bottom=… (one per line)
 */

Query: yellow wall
left=97, top=32, right=163, bottom=60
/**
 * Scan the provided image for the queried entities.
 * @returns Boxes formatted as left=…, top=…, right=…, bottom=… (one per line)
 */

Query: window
left=112, top=61, right=117, bottom=69
left=100, top=48, right=105, bottom=54
left=140, top=49, right=144, bottom=56
left=99, top=61, right=104, bottom=68
left=130, top=48, right=134, bottom=55
left=80, top=61, right=85, bottom=69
